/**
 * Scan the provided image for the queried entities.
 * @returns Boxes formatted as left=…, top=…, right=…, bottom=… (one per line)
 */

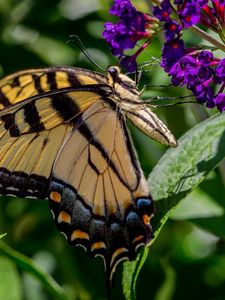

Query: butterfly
left=0, top=65, right=176, bottom=284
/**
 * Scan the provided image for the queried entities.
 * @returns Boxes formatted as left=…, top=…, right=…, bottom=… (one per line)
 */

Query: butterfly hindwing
left=48, top=97, right=154, bottom=281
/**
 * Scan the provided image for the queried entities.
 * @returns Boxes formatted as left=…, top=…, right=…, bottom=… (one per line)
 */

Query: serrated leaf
left=123, top=112, right=225, bottom=299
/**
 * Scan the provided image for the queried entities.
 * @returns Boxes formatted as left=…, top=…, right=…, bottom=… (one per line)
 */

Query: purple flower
left=103, top=0, right=158, bottom=71
left=103, top=2, right=146, bottom=54
left=164, top=48, right=219, bottom=108
left=152, top=0, right=225, bottom=112
left=164, top=21, right=182, bottom=41
left=109, top=0, right=136, bottom=18
left=179, top=3, right=201, bottom=28
left=197, top=0, right=209, bottom=5
left=153, top=0, right=172, bottom=21
left=214, top=58, right=225, bottom=84
left=192, top=84, right=214, bottom=107
left=197, top=65, right=213, bottom=81
left=103, top=10, right=147, bottom=56
left=120, top=55, right=137, bottom=72
left=161, top=39, right=185, bottom=71
left=198, top=50, right=214, bottom=65
left=169, top=65, right=185, bottom=86
left=214, top=93, right=225, bottom=111
left=185, top=67, right=198, bottom=87
left=103, top=22, right=136, bottom=55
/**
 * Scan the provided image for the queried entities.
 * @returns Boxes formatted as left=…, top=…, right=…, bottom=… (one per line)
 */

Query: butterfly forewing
left=0, top=84, right=103, bottom=198
left=0, top=67, right=107, bottom=109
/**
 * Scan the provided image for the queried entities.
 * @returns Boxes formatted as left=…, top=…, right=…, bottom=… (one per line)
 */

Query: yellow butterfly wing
left=0, top=84, right=102, bottom=198
left=49, top=97, right=154, bottom=282
left=0, top=65, right=176, bottom=288
left=0, top=67, right=107, bottom=109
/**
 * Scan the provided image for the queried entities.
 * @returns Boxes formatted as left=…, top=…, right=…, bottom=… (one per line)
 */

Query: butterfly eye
left=108, top=66, right=120, bottom=80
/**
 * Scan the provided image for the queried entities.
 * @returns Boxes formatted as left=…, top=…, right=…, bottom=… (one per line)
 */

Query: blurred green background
left=0, top=0, right=225, bottom=299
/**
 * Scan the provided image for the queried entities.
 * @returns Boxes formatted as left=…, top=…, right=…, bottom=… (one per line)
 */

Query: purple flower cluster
left=103, top=0, right=225, bottom=111
left=168, top=50, right=225, bottom=108
left=103, top=0, right=157, bottom=72
left=153, top=0, right=225, bottom=111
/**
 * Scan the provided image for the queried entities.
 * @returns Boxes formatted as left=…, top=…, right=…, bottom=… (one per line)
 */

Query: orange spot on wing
left=50, top=191, right=61, bottom=203
left=57, top=211, right=71, bottom=224
left=110, top=247, right=128, bottom=267
left=71, top=230, right=89, bottom=241
left=132, top=235, right=144, bottom=244
left=143, top=214, right=150, bottom=225
left=91, top=241, right=106, bottom=252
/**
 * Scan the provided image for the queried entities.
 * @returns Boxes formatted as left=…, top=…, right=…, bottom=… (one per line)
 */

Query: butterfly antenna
left=143, top=95, right=199, bottom=107
left=67, top=35, right=106, bottom=71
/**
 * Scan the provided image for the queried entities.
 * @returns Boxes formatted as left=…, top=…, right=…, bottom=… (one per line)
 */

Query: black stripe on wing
left=0, top=91, right=11, bottom=107
left=0, top=85, right=111, bottom=139
left=77, top=118, right=135, bottom=190
left=67, top=72, right=82, bottom=86
left=32, top=74, right=44, bottom=94
left=23, top=102, right=45, bottom=133
left=47, top=71, right=57, bottom=90
left=1, top=114, right=20, bottom=137
left=51, top=93, right=80, bottom=123
left=76, top=98, right=141, bottom=191
left=0, top=167, right=48, bottom=198
left=118, top=111, right=142, bottom=182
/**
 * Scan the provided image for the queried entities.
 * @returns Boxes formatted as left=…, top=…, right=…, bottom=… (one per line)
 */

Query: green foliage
left=0, top=241, right=69, bottom=300
left=0, top=256, right=22, bottom=300
left=0, top=1, right=225, bottom=300
left=123, top=112, right=225, bottom=299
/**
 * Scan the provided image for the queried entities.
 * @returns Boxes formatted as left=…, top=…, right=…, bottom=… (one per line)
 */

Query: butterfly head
left=107, top=66, right=140, bottom=104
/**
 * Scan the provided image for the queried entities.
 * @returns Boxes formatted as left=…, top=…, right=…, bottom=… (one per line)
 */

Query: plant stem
left=191, top=26, right=225, bottom=52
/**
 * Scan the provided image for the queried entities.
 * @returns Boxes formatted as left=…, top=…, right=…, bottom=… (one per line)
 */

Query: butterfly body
left=0, top=65, right=176, bottom=283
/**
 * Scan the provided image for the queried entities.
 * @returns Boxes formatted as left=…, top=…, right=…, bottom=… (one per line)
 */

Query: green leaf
left=170, top=187, right=224, bottom=220
left=122, top=248, right=148, bottom=300
left=0, top=233, right=7, bottom=239
left=122, top=112, right=225, bottom=299
left=150, top=112, right=225, bottom=237
left=0, top=241, right=69, bottom=300
left=0, top=256, right=22, bottom=300
left=170, top=185, right=225, bottom=237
